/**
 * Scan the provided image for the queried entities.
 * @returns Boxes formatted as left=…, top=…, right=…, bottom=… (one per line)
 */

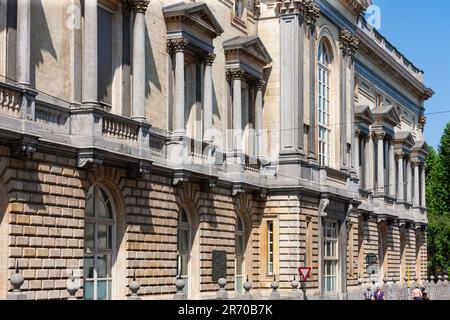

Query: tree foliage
left=426, top=122, right=450, bottom=275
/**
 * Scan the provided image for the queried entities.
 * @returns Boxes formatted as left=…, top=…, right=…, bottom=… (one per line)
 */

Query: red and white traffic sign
left=297, top=266, right=311, bottom=281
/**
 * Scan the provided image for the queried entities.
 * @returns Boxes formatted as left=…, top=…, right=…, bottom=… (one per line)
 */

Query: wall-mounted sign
left=367, top=264, right=379, bottom=275
left=212, top=250, right=227, bottom=282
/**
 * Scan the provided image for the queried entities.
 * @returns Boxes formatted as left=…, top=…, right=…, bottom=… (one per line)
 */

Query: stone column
left=203, top=53, right=215, bottom=142
left=230, top=69, right=244, bottom=152
left=421, top=163, right=426, bottom=207
left=374, top=132, right=385, bottom=194
left=255, top=79, right=265, bottom=158
left=82, top=0, right=98, bottom=105
left=130, top=0, right=150, bottom=121
left=354, top=128, right=361, bottom=178
left=412, top=160, right=420, bottom=207
left=365, top=135, right=372, bottom=190
left=389, top=140, right=396, bottom=198
left=396, top=152, right=404, bottom=202
left=171, top=38, right=189, bottom=136
left=279, top=13, right=304, bottom=155
left=16, top=0, right=31, bottom=86
left=406, top=159, right=412, bottom=203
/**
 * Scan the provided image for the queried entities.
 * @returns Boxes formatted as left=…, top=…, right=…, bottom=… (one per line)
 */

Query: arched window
left=318, top=40, right=331, bottom=166
left=177, top=208, right=191, bottom=296
left=235, top=216, right=245, bottom=293
left=84, top=185, right=115, bottom=300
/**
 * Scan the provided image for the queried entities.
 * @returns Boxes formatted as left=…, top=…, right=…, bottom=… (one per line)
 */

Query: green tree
left=426, top=122, right=450, bottom=275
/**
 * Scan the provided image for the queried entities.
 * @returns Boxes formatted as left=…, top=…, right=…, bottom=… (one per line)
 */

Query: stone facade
left=0, top=0, right=433, bottom=300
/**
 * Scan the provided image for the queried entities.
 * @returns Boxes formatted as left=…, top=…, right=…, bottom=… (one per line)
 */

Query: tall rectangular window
left=98, top=6, right=113, bottom=105
left=323, top=220, right=338, bottom=293
left=268, top=221, right=274, bottom=275
left=318, top=42, right=331, bottom=166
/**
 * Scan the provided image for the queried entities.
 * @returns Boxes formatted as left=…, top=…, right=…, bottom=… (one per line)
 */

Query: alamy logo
left=366, top=5, right=382, bottom=30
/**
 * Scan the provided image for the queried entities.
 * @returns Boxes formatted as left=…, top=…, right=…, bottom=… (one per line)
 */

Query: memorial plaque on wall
left=212, top=250, right=227, bottom=282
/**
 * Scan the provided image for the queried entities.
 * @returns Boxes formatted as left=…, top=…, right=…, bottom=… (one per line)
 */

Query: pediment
left=393, top=131, right=415, bottom=148
left=355, top=105, right=375, bottom=124
left=372, top=104, right=401, bottom=126
left=412, top=140, right=428, bottom=156
left=223, top=36, right=272, bottom=66
left=163, top=2, right=224, bottom=38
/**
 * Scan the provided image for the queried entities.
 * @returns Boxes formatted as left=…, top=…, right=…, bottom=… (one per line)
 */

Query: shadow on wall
left=30, top=0, right=58, bottom=89
left=144, top=23, right=161, bottom=98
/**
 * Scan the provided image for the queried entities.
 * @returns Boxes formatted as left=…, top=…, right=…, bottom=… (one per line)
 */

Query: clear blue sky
left=370, top=0, right=450, bottom=150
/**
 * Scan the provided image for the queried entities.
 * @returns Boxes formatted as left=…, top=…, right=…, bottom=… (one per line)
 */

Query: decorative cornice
left=339, top=28, right=359, bottom=57
left=339, top=0, right=371, bottom=16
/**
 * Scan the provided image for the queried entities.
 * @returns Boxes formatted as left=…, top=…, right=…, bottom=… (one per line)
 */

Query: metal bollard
left=269, top=276, right=280, bottom=300
left=66, top=271, right=79, bottom=300
left=241, top=276, right=253, bottom=300
left=7, top=263, right=26, bottom=300
left=128, top=271, right=142, bottom=300
left=174, top=277, right=187, bottom=300
left=216, top=277, right=228, bottom=300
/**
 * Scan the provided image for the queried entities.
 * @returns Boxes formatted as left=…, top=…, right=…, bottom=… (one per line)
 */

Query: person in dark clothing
left=421, top=287, right=430, bottom=300
left=372, top=286, right=385, bottom=300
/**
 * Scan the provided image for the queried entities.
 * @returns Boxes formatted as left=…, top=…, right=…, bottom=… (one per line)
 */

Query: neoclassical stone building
left=0, top=0, right=433, bottom=299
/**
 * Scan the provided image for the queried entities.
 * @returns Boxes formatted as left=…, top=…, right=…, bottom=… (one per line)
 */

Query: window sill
left=231, top=15, right=248, bottom=34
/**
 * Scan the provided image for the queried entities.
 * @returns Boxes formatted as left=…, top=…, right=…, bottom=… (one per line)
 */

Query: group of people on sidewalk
left=363, top=285, right=430, bottom=300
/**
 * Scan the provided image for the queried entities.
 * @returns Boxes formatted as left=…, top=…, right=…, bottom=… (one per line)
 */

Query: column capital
left=203, top=52, right=216, bottom=66
left=167, top=38, right=189, bottom=53
left=226, top=69, right=245, bottom=81
left=126, top=0, right=150, bottom=13
left=339, top=27, right=359, bottom=57
left=372, top=131, right=385, bottom=141
left=411, top=159, right=421, bottom=168
left=395, top=151, right=405, bottom=160
left=257, top=79, right=266, bottom=90
left=279, top=0, right=320, bottom=25
left=354, top=127, right=361, bottom=138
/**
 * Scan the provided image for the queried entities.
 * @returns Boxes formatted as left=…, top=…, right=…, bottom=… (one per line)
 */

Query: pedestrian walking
left=411, top=285, right=423, bottom=300
left=371, top=286, right=385, bottom=300
left=363, top=285, right=372, bottom=300
left=421, top=287, right=430, bottom=300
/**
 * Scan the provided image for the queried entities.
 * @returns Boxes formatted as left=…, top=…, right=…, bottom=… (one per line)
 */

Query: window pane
left=97, top=254, right=112, bottom=278
left=235, top=275, right=243, bottom=294
left=97, top=280, right=107, bottom=300
left=97, top=224, right=112, bottom=250
left=180, top=255, right=189, bottom=276
left=85, top=188, right=94, bottom=217
left=97, top=200, right=108, bottom=219
left=84, top=257, right=94, bottom=279
left=236, top=256, right=244, bottom=275
left=84, top=223, right=95, bottom=253
left=84, top=280, right=94, bottom=300
left=178, top=229, right=189, bottom=252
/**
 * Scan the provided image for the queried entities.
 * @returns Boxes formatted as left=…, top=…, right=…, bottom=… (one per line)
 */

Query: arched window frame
left=83, top=185, right=116, bottom=300
left=317, top=39, right=332, bottom=166
left=235, top=215, right=245, bottom=293
left=177, top=208, right=191, bottom=296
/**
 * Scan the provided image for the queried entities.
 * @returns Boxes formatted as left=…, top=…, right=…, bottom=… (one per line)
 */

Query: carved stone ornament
left=231, top=184, right=245, bottom=197
left=167, top=38, right=189, bottom=53
left=354, top=127, right=361, bottom=138
left=126, top=0, right=150, bottom=13
left=257, top=79, right=266, bottom=90
left=372, top=131, right=386, bottom=141
left=318, top=197, right=330, bottom=217
left=226, top=69, right=246, bottom=81
left=279, top=0, right=320, bottom=25
left=395, top=151, right=405, bottom=160
left=77, top=157, right=103, bottom=170
left=203, top=52, right=216, bottom=66
left=339, top=27, right=359, bottom=57
left=200, top=177, right=218, bottom=192
left=410, top=159, right=421, bottom=168
left=11, top=144, right=36, bottom=159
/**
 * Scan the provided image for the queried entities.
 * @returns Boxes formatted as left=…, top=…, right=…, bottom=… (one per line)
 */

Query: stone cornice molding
left=339, top=27, right=359, bottom=57
left=340, top=0, right=371, bottom=16
left=125, top=0, right=150, bottom=13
